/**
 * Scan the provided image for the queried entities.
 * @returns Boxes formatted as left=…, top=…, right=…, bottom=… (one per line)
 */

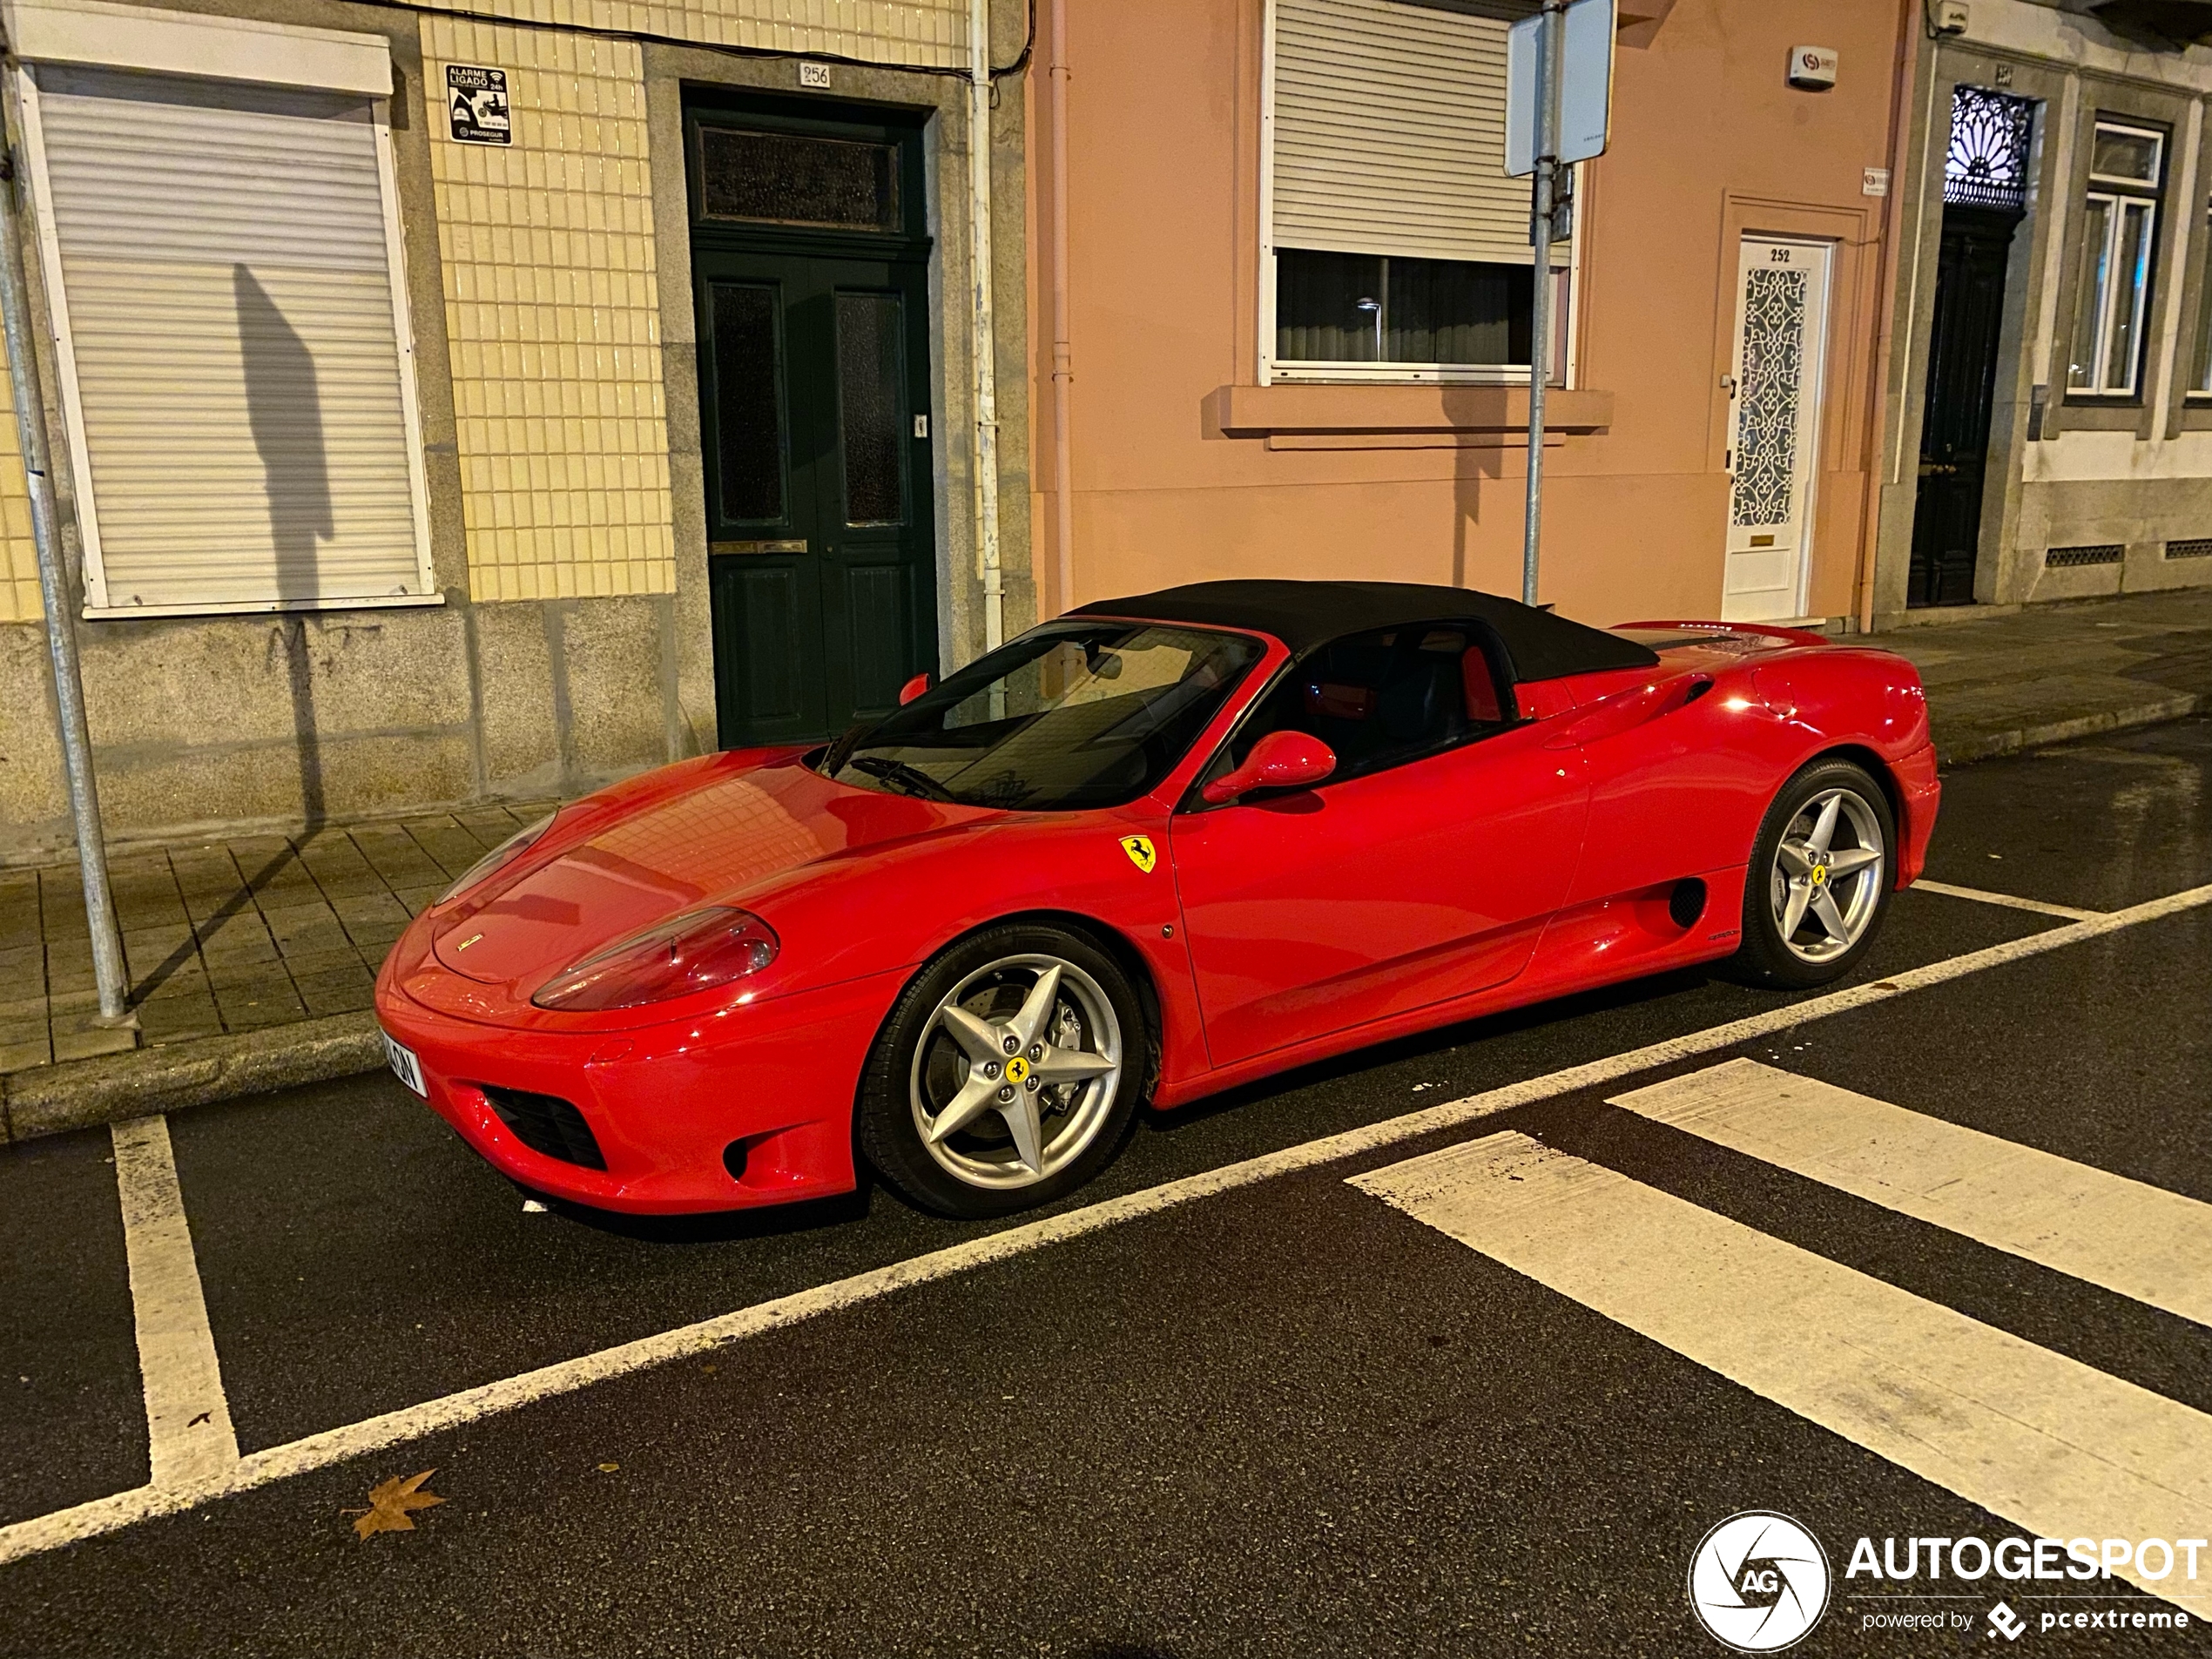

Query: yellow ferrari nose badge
left=1120, top=834, right=1157, bottom=874
left=1004, top=1055, right=1030, bottom=1084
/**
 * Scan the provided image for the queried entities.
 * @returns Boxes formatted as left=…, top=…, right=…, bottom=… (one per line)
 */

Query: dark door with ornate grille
left=1909, top=209, right=2018, bottom=606
left=1909, top=86, right=2036, bottom=609
left=689, top=101, right=936, bottom=746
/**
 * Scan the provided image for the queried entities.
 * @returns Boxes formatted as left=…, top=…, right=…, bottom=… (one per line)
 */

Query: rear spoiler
left=1614, top=618, right=1834, bottom=651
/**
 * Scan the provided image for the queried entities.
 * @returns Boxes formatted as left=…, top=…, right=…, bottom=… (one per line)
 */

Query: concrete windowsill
left=1208, top=382, right=1615, bottom=450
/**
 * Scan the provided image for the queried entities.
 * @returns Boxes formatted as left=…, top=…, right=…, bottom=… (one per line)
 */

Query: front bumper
left=374, top=954, right=907, bottom=1214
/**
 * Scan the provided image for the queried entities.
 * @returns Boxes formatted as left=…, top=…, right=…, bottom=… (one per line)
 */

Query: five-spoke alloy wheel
left=860, top=923, right=1146, bottom=1217
left=1736, top=758, right=1897, bottom=988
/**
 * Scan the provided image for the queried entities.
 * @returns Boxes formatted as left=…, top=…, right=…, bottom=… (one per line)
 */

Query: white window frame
left=4, top=0, right=437, bottom=618
left=1255, top=0, right=1581, bottom=388
left=2069, top=118, right=2164, bottom=401
left=2191, top=195, right=2212, bottom=397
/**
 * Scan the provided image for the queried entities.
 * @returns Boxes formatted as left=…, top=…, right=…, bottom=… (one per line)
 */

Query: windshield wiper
left=819, top=721, right=873, bottom=774
left=846, top=754, right=959, bottom=802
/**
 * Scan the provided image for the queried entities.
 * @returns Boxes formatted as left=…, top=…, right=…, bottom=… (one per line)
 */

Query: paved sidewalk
left=0, top=803, right=553, bottom=1086
left=1883, top=585, right=2212, bottom=763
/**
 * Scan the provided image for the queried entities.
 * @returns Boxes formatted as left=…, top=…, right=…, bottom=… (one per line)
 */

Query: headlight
left=530, top=907, right=780, bottom=1012
left=437, top=813, right=556, bottom=904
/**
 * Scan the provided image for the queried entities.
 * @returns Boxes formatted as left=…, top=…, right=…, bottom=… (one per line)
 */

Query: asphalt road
left=3, top=718, right=2209, bottom=1657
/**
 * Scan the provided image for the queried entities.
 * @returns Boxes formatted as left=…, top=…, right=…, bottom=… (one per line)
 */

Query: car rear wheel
left=1735, top=758, right=1896, bottom=988
left=859, top=923, right=1146, bottom=1217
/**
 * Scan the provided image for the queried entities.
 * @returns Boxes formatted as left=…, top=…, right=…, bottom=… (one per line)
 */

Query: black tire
left=858, top=921, right=1148, bottom=1218
left=1734, top=757, right=1897, bottom=989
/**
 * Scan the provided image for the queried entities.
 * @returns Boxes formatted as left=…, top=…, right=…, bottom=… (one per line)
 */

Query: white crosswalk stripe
left=1611, top=1060, right=2212, bottom=1328
left=1351, top=1107, right=2212, bottom=1611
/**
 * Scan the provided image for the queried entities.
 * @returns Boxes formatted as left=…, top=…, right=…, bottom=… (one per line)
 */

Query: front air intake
left=479, top=1085, right=608, bottom=1170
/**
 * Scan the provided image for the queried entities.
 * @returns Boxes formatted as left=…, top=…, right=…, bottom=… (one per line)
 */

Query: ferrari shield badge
left=1119, top=834, right=1157, bottom=874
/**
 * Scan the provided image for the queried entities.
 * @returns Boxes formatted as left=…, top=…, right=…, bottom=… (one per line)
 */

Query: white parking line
left=1349, top=1131, right=2210, bottom=1608
left=1, top=879, right=2207, bottom=1568
left=1912, top=879, right=2103, bottom=921
left=111, top=1116, right=239, bottom=1490
left=1613, top=1060, right=2212, bottom=1327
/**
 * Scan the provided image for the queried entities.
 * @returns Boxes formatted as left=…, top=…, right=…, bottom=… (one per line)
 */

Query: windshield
left=821, top=622, right=1265, bottom=811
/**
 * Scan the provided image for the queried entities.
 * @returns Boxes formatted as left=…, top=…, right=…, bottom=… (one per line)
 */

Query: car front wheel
left=858, top=922, right=1146, bottom=1217
left=1735, top=757, right=1896, bottom=988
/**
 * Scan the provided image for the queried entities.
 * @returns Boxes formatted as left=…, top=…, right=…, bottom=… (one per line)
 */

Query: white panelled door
left=1723, top=238, right=1833, bottom=623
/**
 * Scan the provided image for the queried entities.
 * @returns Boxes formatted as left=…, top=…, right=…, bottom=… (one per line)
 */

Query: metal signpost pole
left=1521, top=0, right=1566, bottom=609
left=0, top=85, right=132, bottom=1028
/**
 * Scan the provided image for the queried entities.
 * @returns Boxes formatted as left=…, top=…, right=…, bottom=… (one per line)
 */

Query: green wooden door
left=690, top=105, right=937, bottom=749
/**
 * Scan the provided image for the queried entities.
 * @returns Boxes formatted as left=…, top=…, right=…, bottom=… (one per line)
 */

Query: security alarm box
left=1788, top=45, right=1838, bottom=91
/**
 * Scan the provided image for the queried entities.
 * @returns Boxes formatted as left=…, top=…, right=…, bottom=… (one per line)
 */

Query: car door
left=1168, top=624, right=1591, bottom=1069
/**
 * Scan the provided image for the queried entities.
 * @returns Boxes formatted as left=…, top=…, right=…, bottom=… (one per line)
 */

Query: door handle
left=711, top=539, right=807, bottom=555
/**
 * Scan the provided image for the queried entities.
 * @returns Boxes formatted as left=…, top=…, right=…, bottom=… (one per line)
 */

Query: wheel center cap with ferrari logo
left=1004, top=1055, right=1031, bottom=1085
left=1810, top=863, right=1829, bottom=887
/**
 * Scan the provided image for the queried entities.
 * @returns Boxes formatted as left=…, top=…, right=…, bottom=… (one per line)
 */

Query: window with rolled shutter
left=1264, top=0, right=1570, bottom=381
left=20, top=62, right=433, bottom=615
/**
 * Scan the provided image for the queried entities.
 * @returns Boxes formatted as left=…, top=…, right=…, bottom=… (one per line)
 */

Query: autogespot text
left=1845, top=1534, right=2207, bottom=1584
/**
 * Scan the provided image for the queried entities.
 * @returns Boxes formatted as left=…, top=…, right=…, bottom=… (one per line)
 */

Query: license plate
left=382, top=1031, right=427, bottom=1097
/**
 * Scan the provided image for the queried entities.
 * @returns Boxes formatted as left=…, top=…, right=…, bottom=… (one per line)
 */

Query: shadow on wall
left=1442, top=384, right=1509, bottom=593
left=234, top=263, right=332, bottom=828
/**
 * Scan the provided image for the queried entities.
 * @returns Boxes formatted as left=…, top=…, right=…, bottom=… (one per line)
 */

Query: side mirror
left=1201, top=730, right=1337, bottom=806
left=897, top=671, right=934, bottom=706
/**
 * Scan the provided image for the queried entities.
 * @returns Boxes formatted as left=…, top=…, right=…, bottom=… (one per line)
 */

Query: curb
left=1933, top=691, right=2202, bottom=767
left=0, top=1012, right=382, bottom=1144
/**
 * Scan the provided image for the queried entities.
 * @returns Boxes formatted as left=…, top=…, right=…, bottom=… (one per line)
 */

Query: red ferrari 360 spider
left=374, top=580, right=1939, bottom=1219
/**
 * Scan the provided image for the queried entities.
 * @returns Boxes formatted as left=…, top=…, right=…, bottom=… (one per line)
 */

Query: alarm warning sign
left=448, top=64, right=512, bottom=145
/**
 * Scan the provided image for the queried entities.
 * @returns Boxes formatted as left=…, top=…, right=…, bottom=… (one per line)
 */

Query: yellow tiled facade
left=0, top=327, right=41, bottom=624
left=424, top=17, right=678, bottom=602
left=418, top=0, right=965, bottom=67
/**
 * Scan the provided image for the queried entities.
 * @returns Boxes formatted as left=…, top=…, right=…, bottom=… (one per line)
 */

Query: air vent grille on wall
left=2045, top=543, right=2125, bottom=567
left=2166, top=537, right=2212, bottom=558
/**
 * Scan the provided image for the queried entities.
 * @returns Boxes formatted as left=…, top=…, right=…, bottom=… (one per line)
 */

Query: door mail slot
left=711, top=539, right=807, bottom=555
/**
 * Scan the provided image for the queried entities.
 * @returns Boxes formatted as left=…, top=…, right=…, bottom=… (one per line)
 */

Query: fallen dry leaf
left=597, top=1461, right=619, bottom=1473
left=348, top=1470, right=446, bottom=1541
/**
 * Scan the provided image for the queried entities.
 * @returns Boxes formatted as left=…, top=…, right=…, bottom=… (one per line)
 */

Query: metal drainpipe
left=1048, top=0, right=1074, bottom=615
left=0, top=70, right=132, bottom=1030
left=1857, top=0, right=1921, bottom=637
left=968, top=0, right=1005, bottom=655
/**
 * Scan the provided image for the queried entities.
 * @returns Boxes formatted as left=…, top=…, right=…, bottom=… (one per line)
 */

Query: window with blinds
left=23, top=64, right=433, bottom=615
left=1266, top=0, right=1568, bottom=381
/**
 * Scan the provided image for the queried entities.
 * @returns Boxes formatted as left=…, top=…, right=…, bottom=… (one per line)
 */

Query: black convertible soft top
left=1070, top=579, right=1659, bottom=684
